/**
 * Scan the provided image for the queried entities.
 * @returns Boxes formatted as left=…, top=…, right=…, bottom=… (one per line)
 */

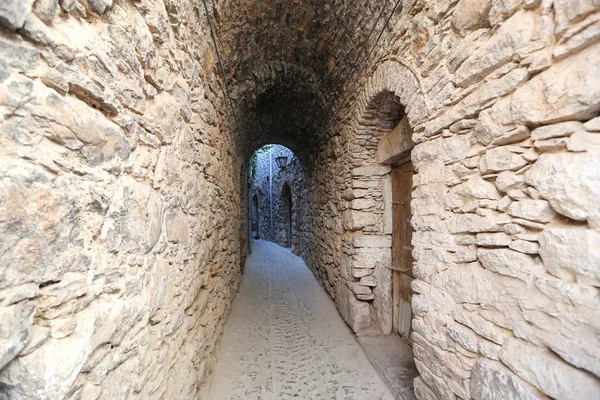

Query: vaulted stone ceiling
left=211, top=0, right=400, bottom=158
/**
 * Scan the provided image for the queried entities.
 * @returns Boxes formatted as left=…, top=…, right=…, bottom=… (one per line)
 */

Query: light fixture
left=275, top=156, right=288, bottom=169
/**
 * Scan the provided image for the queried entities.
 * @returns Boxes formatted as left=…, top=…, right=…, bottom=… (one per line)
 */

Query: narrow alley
left=1, top=0, right=599, bottom=399
left=206, top=240, right=399, bottom=400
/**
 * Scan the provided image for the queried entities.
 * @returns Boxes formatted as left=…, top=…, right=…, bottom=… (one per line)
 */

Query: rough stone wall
left=250, top=145, right=305, bottom=253
left=0, top=1, right=241, bottom=399
left=307, top=1, right=600, bottom=399
left=1, top=0, right=599, bottom=399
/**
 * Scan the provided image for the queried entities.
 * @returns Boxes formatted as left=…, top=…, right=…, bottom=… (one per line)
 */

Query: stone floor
left=205, top=240, right=396, bottom=400
left=357, top=329, right=418, bottom=400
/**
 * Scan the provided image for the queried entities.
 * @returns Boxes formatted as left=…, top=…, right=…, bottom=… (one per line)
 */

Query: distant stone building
left=250, top=145, right=305, bottom=255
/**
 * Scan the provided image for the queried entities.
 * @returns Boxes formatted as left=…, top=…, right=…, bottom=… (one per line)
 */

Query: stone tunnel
left=0, top=0, right=599, bottom=399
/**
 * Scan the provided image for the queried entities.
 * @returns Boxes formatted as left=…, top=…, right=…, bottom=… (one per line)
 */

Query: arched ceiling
left=210, top=0, right=400, bottom=160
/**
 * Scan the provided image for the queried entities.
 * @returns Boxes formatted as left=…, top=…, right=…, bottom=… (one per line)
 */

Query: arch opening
left=248, top=144, right=305, bottom=255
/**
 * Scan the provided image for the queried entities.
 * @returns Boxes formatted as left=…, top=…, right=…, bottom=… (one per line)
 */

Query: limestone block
left=508, top=200, right=556, bottom=223
left=138, top=92, right=181, bottom=145
left=82, top=0, right=113, bottom=15
left=452, top=0, right=492, bottom=33
left=554, top=0, right=600, bottom=34
left=500, top=338, right=600, bottom=399
left=0, top=303, right=34, bottom=370
left=489, top=0, right=525, bottom=26
left=32, top=0, right=59, bottom=23
left=351, top=198, right=376, bottom=210
left=351, top=268, right=373, bottom=278
left=353, top=247, right=391, bottom=269
left=376, top=116, right=414, bottom=164
left=567, top=130, right=600, bottom=152
left=373, top=264, right=392, bottom=335
left=0, top=161, right=80, bottom=289
left=359, top=275, right=377, bottom=287
left=538, top=228, right=600, bottom=285
left=584, top=116, right=600, bottom=131
left=165, top=212, right=190, bottom=244
left=412, top=136, right=470, bottom=167
left=38, top=273, right=88, bottom=310
left=471, top=359, right=548, bottom=400
left=510, top=43, right=600, bottom=125
left=0, top=308, right=96, bottom=399
left=495, top=171, right=524, bottom=193
left=352, top=233, right=391, bottom=248
left=534, top=138, right=569, bottom=152
left=349, top=282, right=373, bottom=295
left=455, top=308, right=512, bottom=346
left=449, top=212, right=511, bottom=233
left=478, top=248, right=539, bottom=282
left=531, top=121, right=583, bottom=141
left=446, top=176, right=502, bottom=209
left=343, top=210, right=378, bottom=231
left=525, top=151, right=600, bottom=223
left=509, top=239, right=540, bottom=255
left=0, top=0, right=34, bottom=29
left=335, top=281, right=371, bottom=332
left=455, top=11, right=536, bottom=87
left=351, top=164, right=391, bottom=177
left=480, top=146, right=528, bottom=174
left=476, top=233, right=512, bottom=247
left=414, top=377, right=440, bottom=400
left=101, top=176, right=162, bottom=254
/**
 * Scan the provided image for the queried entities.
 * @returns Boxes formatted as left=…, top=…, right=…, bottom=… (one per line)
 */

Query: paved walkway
left=206, top=240, right=396, bottom=400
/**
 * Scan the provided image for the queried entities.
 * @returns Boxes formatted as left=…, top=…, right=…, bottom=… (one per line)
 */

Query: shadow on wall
left=250, top=144, right=304, bottom=255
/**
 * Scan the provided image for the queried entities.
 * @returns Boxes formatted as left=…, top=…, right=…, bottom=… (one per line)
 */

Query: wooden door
left=392, top=161, right=414, bottom=343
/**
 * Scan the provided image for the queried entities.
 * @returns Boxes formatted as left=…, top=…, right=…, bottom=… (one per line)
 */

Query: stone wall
left=250, top=145, right=305, bottom=253
left=0, top=1, right=241, bottom=398
left=301, top=1, right=600, bottom=399
left=1, top=0, right=599, bottom=399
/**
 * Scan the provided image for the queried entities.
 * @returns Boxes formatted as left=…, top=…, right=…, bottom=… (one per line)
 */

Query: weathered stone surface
left=495, top=171, right=524, bottom=193
left=452, top=0, right=492, bottom=34
left=376, top=115, right=413, bottom=164
left=478, top=248, right=539, bottom=282
left=455, top=11, right=536, bottom=87
left=449, top=212, right=511, bottom=233
left=336, top=282, right=371, bottom=332
left=554, top=0, right=600, bottom=34
left=509, top=43, right=600, bottom=124
left=508, top=200, right=556, bottom=223
left=471, top=359, right=548, bottom=400
left=101, top=176, right=162, bottom=254
left=0, top=303, right=34, bottom=370
left=0, top=0, right=34, bottom=29
left=446, top=176, right=501, bottom=209
left=509, top=239, right=539, bottom=255
left=476, top=232, right=511, bottom=247
left=1, top=0, right=599, bottom=397
left=352, top=164, right=391, bottom=177
left=352, top=234, right=392, bottom=248
left=530, top=122, right=583, bottom=141
left=82, top=0, right=113, bottom=15
left=525, top=152, right=600, bottom=222
left=585, top=116, right=600, bottom=132
left=481, top=146, right=528, bottom=173
left=538, top=228, right=600, bottom=285
left=500, top=338, right=600, bottom=400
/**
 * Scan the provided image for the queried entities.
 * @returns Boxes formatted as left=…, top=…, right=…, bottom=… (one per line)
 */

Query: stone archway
left=337, top=60, right=428, bottom=336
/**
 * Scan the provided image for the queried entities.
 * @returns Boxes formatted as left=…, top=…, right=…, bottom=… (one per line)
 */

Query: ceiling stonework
left=211, top=0, right=400, bottom=157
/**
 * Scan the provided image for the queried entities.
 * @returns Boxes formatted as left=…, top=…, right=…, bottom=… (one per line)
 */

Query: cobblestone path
left=206, top=240, right=396, bottom=400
